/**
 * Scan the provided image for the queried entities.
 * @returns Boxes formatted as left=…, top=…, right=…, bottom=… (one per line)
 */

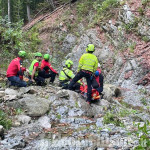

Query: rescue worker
left=95, top=63, right=104, bottom=95
left=6, top=51, right=27, bottom=87
left=28, top=52, right=45, bottom=85
left=68, top=44, right=98, bottom=104
left=39, top=54, right=58, bottom=84
left=59, top=59, right=81, bottom=91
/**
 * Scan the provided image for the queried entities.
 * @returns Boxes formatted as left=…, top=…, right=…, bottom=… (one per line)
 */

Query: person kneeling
left=39, top=54, right=58, bottom=84
left=6, top=51, right=27, bottom=87
left=59, top=59, right=81, bottom=92
left=28, top=52, right=45, bottom=86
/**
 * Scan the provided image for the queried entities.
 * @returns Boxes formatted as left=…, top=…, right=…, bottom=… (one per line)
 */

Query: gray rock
left=56, top=89, right=70, bottom=99
left=5, top=88, right=18, bottom=95
left=68, top=108, right=84, bottom=117
left=96, top=118, right=104, bottom=127
left=103, top=84, right=121, bottom=102
left=1, top=136, right=26, bottom=149
left=19, top=86, right=37, bottom=95
left=0, top=91, right=5, bottom=98
left=61, top=34, right=77, bottom=54
left=16, top=115, right=31, bottom=124
left=7, top=95, right=51, bottom=117
left=56, top=106, right=68, bottom=115
left=3, top=95, right=17, bottom=101
left=38, top=116, right=51, bottom=129
left=122, top=5, right=134, bottom=24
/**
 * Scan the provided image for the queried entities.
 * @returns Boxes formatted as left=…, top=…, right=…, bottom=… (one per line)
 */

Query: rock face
left=65, top=29, right=102, bottom=71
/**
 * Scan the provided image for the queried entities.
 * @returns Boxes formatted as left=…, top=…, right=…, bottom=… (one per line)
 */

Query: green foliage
left=0, top=17, right=41, bottom=69
left=0, top=110, right=12, bottom=130
left=141, top=0, right=150, bottom=5
left=140, top=97, right=147, bottom=106
left=15, top=108, right=23, bottom=115
left=103, top=111, right=124, bottom=127
left=133, top=121, right=150, bottom=149
left=142, top=36, right=150, bottom=43
left=76, top=0, right=93, bottom=17
left=56, top=114, right=61, bottom=120
left=129, top=42, right=136, bottom=53
left=94, top=0, right=119, bottom=14
left=122, top=17, right=140, bottom=33
left=139, top=88, right=148, bottom=95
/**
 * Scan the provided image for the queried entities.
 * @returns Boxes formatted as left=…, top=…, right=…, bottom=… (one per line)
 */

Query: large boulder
left=103, top=84, right=121, bottom=102
left=7, top=95, right=51, bottom=117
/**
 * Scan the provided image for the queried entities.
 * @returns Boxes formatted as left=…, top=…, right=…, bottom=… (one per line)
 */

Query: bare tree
left=27, top=0, right=31, bottom=22
left=8, top=0, right=11, bottom=23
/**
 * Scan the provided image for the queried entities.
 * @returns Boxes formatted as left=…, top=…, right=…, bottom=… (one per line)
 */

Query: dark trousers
left=60, top=81, right=80, bottom=92
left=68, top=71, right=92, bottom=102
left=96, top=87, right=103, bottom=94
left=8, top=76, right=27, bottom=87
left=34, top=76, right=45, bottom=86
left=38, top=70, right=56, bottom=83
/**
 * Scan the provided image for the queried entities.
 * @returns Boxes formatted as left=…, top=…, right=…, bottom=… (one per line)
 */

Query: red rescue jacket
left=41, top=59, right=57, bottom=74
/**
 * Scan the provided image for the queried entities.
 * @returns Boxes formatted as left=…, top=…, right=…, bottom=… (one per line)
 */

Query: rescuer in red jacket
left=6, top=51, right=27, bottom=87
left=39, top=54, right=58, bottom=84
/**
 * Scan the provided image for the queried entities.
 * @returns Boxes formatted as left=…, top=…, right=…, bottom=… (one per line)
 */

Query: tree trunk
left=8, top=0, right=11, bottom=23
left=27, top=2, right=31, bottom=22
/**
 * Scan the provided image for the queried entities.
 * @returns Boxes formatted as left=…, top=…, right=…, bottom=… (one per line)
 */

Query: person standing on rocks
left=68, top=44, right=98, bottom=104
left=39, top=54, right=58, bottom=84
left=59, top=59, right=81, bottom=91
left=28, top=52, right=45, bottom=85
left=6, top=51, right=27, bottom=87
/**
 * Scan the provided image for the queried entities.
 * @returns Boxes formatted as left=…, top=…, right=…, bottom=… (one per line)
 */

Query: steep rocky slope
left=0, top=0, right=150, bottom=149
left=32, top=0, right=150, bottom=109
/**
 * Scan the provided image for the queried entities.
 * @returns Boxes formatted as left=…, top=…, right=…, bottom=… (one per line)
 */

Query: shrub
left=133, top=121, right=150, bottom=149
left=103, top=111, right=124, bottom=127
left=0, top=110, right=12, bottom=130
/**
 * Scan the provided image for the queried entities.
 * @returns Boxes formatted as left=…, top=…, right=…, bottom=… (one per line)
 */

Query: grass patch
left=0, top=110, right=12, bottom=130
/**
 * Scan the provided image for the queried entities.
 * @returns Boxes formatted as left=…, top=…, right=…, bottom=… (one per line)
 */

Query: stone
left=56, top=90, right=70, bottom=99
left=56, top=106, right=68, bottom=116
left=7, top=95, right=51, bottom=117
left=122, top=5, right=134, bottom=24
left=5, top=88, right=18, bottom=95
left=38, top=116, right=51, bottom=129
left=16, top=115, right=31, bottom=124
left=68, top=108, right=84, bottom=117
left=103, top=84, right=121, bottom=102
left=3, top=95, right=17, bottom=101
left=19, top=86, right=37, bottom=95
left=0, top=91, right=5, bottom=98
left=96, top=118, right=103, bottom=127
